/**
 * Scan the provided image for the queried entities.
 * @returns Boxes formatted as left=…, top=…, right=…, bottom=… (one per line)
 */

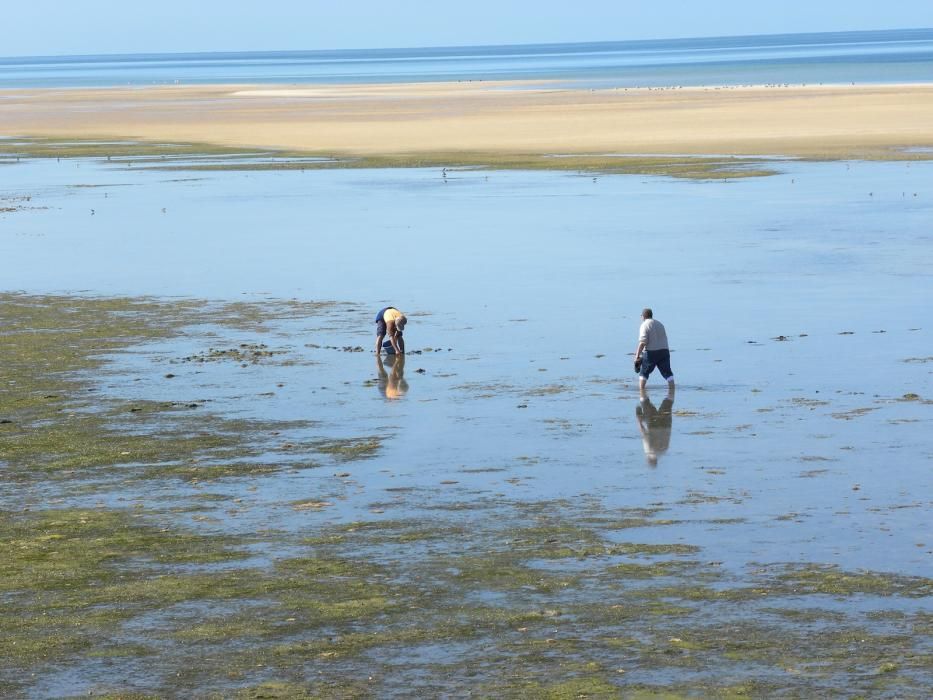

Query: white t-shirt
left=639, top=318, right=669, bottom=351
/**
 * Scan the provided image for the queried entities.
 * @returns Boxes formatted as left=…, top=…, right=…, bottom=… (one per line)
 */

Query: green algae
left=138, top=459, right=295, bottom=481
left=0, top=137, right=250, bottom=161
left=503, top=676, right=623, bottom=699
left=527, top=383, right=574, bottom=397
left=0, top=136, right=779, bottom=180
left=230, top=683, right=323, bottom=700
left=6, top=504, right=929, bottom=696
left=831, top=406, right=879, bottom=420
left=760, top=606, right=846, bottom=623
left=510, top=522, right=606, bottom=552
left=601, top=517, right=680, bottom=530
left=0, top=507, right=249, bottom=667
left=0, top=293, right=355, bottom=484
left=612, top=683, right=771, bottom=699
left=629, top=564, right=933, bottom=603
left=2, top=293, right=931, bottom=697
left=606, top=543, right=702, bottom=557
left=328, top=518, right=465, bottom=544
left=86, top=643, right=156, bottom=658
left=682, top=623, right=918, bottom=673
left=176, top=343, right=289, bottom=365
left=170, top=611, right=283, bottom=643
left=163, top=151, right=779, bottom=180
left=263, top=605, right=553, bottom=673
left=450, top=556, right=578, bottom=592
left=78, top=694, right=163, bottom=700
left=596, top=601, right=695, bottom=620
left=606, top=561, right=699, bottom=579
left=775, top=564, right=933, bottom=598
left=308, top=437, right=383, bottom=462
left=5, top=411, right=261, bottom=479
left=272, top=556, right=401, bottom=621
left=633, top=584, right=767, bottom=603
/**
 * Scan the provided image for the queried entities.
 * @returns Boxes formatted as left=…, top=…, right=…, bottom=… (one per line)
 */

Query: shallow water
left=1, top=156, right=932, bottom=696
left=2, top=155, right=931, bottom=572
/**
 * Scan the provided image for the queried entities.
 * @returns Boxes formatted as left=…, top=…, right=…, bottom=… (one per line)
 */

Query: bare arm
left=634, top=341, right=646, bottom=360
left=386, top=321, right=403, bottom=355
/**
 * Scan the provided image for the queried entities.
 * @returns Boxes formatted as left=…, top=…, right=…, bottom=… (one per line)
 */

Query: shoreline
left=2, top=81, right=933, bottom=175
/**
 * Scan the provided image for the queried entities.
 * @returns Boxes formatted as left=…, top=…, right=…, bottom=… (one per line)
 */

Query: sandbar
left=2, top=81, right=933, bottom=162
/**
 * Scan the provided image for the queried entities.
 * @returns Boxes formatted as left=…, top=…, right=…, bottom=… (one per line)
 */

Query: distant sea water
left=1, top=28, right=932, bottom=89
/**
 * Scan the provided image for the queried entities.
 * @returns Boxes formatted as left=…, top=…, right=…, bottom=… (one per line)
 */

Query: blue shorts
left=375, top=307, right=390, bottom=336
left=639, top=348, right=673, bottom=381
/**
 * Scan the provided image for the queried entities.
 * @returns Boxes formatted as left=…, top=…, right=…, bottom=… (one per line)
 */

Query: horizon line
left=2, top=26, right=931, bottom=63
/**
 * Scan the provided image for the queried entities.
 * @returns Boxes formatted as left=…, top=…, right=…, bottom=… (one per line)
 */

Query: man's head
left=396, top=315, right=407, bottom=331
left=642, top=308, right=653, bottom=320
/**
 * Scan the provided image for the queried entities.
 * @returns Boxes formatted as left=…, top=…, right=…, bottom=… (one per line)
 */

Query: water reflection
left=636, top=390, right=674, bottom=466
left=376, top=354, right=409, bottom=400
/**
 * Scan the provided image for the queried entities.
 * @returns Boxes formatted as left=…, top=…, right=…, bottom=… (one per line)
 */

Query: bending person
left=375, top=306, right=407, bottom=355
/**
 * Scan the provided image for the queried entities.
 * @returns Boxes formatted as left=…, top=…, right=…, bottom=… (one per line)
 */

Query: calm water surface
left=2, top=28, right=932, bottom=88
left=1, top=157, right=930, bottom=577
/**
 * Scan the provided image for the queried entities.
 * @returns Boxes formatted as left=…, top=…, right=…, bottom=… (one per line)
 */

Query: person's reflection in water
left=376, top=354, right=409, bottom=400
left=636, top=388, right=674, bottom=466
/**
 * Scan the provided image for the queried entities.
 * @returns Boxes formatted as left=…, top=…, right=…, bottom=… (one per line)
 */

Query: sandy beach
left=2, top=81, right=933, bottom=160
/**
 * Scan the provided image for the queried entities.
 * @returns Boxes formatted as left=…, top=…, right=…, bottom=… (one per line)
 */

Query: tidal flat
left=0, top=136, right=780, bottom=180
left=1, top=148, right=931, bottom=697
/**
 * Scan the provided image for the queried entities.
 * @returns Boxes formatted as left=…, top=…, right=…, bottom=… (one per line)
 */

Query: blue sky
left=4, top=1, right=931, bottom=57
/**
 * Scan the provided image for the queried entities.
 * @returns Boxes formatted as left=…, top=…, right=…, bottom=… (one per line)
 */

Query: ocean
left=1, top=28, right=931, bottom=89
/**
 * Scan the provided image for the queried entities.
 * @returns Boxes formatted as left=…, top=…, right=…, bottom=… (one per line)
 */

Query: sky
left=3, top=1, right=931, bottom=57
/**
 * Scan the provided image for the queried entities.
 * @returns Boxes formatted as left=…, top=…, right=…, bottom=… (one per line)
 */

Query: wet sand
left=2, top=287, right=930, bottom=697
left=2, top=145, right=932, bottom=695
left=3, top=81, right=933, bottom=161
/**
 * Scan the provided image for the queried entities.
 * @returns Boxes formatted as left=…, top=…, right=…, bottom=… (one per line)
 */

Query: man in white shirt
left=633, top=308, right=674, bottom=395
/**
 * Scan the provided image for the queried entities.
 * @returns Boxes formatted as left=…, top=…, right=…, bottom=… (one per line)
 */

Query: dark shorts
left=375, top=307, right=390, bottom=336
left=639, top=348, right=673, bottom=380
